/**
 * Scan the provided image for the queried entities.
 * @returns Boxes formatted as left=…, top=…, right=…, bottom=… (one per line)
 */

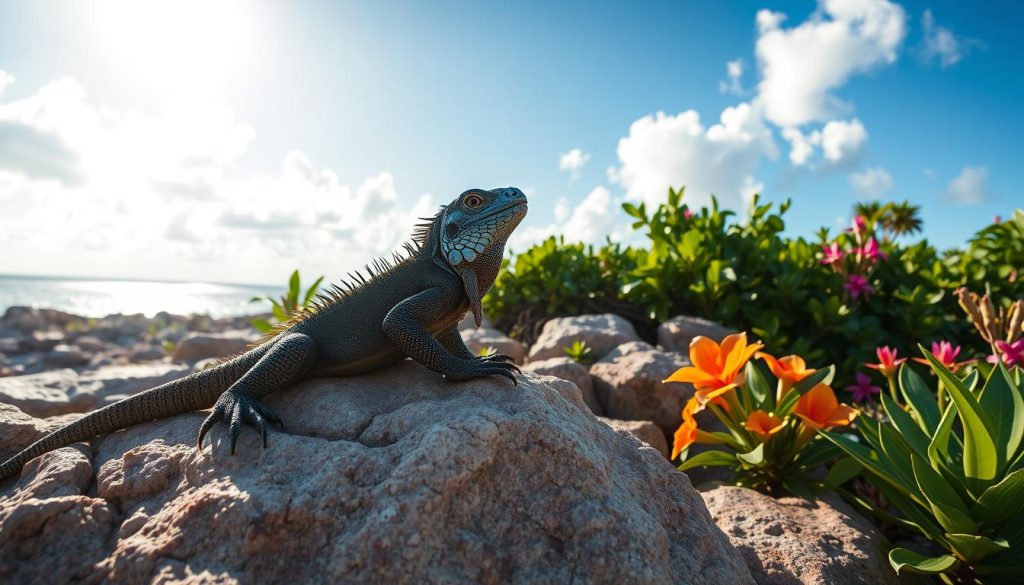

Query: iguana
left=0, top=187, right=528, bottom=482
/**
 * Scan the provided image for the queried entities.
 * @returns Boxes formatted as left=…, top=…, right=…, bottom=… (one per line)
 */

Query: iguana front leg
left=435, top=325, right=517, bottom=365
left=197, top=332, right=318, bottom=453
left=384, top=289, right=519, bottom=383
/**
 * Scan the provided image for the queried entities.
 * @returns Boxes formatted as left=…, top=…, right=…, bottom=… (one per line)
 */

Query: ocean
left=0, top=274, right=283, bottom=318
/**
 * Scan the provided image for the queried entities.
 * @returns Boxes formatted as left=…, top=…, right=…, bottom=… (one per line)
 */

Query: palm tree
left=852, top=201, right=885, bottom=226
left=881, top=200, right=923, bottom=239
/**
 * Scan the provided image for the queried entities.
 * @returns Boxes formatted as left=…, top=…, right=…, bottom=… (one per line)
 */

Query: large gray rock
left=590, top=342, right=702, bottom=436
left=460, top=327, right=527, bottom=365
left=0, top=364, right=190, bottom=417
left=523, top=356, right=603, bottom=415
left=1, top=362, right=752, bottom=585
left=528, top=313, right=642, bottom=362
left=702, top=486, right=896, bottom=585
left=599, top=417, right=668, bottom=458
left=171, top=330, right=257, bottom=363
left=657, top=316, right=734, bottom=353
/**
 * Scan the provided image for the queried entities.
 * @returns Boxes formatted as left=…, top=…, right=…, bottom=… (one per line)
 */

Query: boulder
left=599, top=417, right=668, bottom=458
left=657, top=316, right=734, bottom=353
left=458, top=311, right=494, bottom=331
left=20, top=330, right=65, bottom=352
left=527, top=314, right=641, bottom=363
left=702, top=486, right=896, bottom=585
left=2, top=306, right=46, bottom=333
left=72, top=335, right=109, bottom=353
left=523, top=356, right=603, bottom=415
left=460, top=327, right=527, bottom=365
left=1, top=362, right=752, bottom=585
left=128, top=345, right=166, bottom=363
left=0, top=364, right=190, bottom=418
left=591, top=342, right=704, bottom=436
left=45, top=344, right=90, bottom=368
left=171, top=331, right=256, bottom=364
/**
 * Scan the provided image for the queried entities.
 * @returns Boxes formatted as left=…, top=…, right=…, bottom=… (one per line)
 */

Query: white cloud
left=719, top=58, right=745, bottom=95
left=849, top=166, right=893, bottom=198
left=0, top=75, right=436, bottom=283
left=0, top=70, right=13, bottom=96
left=755, top=0, right=906, bottom=127
left=780, top=118, right=866, bottom=169
left=919, top=10, right=978, bottom=68
left=558, top=148, right=591, bottom=179
left=510, top=186, right=622, bottom=249
left=611, top=102, right=777, bottom=211
left=944, top=166, right=988, bottom=205
left=782, top=127, right=816, bottom=166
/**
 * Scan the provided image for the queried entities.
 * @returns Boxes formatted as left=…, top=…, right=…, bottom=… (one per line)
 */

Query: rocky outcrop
left=0, top=364, right=189, bottom=418
left=522, top=356, right=602, bottom=415
left=460, top=327, right=527, bottom=365
left=657, top=316, right=733, bottom=353
left=599, top=417, right=668, bottom=458
left=527, top=314, right=641, bottom=362
left=1, top=362, right=751, bottom=585
left=702, top=486, right=896, bottom=585
left=170, top=331, right=256, bottom=364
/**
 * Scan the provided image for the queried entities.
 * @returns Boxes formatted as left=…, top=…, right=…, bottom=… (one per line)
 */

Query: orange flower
left=744, top=410, right=784, bottom=441
left=793, top=384, right=859, bottom=431
left=756, top=352, right=815, bottom=398
left=665, top=333, right=763, bottom=404
left=671, top=397, right=703, bottom=459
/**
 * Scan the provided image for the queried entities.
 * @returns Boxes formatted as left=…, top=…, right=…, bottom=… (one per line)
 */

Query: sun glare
left=93, top=0, right=255, bottom=97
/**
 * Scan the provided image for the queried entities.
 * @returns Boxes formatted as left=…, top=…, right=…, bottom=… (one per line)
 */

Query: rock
left=20, top=330, right=65, bottom=352
left=458, top=311, right=494, bottom=331
left=6, top=353, right=43, bottom=376
left=599, top=417, right=668, bottom=458
left=523, top=356, right=603, bottom=415
left=171, top=330, right=256, bottom=363
left=0, top=326, right=22, bottom=354
left=0, top=364, right=190, bottom=418
left=45, top=344, right=90, bottom=368
left=702, top=486, right=896, bottom=585
left=590, top=342, right=703, bottom=436
left=72, top=335, right=108, bottom=353
left=460, top=327, right=527, bottom=365
left=128, top=345, right=166, bottom=363
left=528, top=314, right=642, bottom=363
left=2, top=306, right=46, bottom=333
left=657, top=316, right=734, bottom=353
left=2, top=362, right=752, bottom=584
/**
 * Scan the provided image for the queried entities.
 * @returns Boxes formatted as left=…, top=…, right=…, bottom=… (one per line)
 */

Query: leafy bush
left=824, top=355, right=1024, bottom=581
left=666, top=332, right=859, bottom=496
left=249, top=270, right=324, bottom=333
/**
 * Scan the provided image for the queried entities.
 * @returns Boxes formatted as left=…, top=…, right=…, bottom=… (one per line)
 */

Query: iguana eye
left=464, top=193, right=484, bottom=208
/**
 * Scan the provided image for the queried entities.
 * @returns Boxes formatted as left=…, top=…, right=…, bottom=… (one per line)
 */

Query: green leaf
left=881, top=393, right=930, bottom=457
left=912, top=454, right=977, bottom=534
left=271, top=301, right=289, bottom=322
left=744, top=361, right=772, bottom=410
left=978, top=363, right=1024, bottom=471
left=677, top=449, right=737, bottom=472
left=737, top=443, right=764, bottom=465
left=878, top=424, right=920, bottom=492
left=899, top=364, right=940, bottom=434
left=944, top=533, right=1009, bottom=563
left=302, top=276, right=325, bottom=307
left=777, top=365, right=835, bottom=415
left=250, top=318, right=273, bottom=333
left=928, top=402, right=958, bottom=468
left=888, top=548, right=961, bottom=575
left=823, top=457, right=862, bottom=488
left=820, top=431, right=915, bottom=498
left=870, top=478, right=947, bottom=543
left=922, top=346, right=998, bottom=481
left=973, top=468, right=1024, bottom=527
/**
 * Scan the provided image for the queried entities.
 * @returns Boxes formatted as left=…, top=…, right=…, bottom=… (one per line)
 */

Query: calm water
left=0, top=274, right=283, bottom=318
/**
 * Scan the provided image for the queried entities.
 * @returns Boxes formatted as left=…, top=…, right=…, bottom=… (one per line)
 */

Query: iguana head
left=439, top=187, right=528, bottom=326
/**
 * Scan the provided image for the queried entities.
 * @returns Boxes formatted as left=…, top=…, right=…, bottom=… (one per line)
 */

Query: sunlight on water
left=0, top=275, right=281, bottom=318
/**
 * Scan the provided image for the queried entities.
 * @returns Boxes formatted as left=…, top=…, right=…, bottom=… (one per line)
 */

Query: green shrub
left=250, top=270, right=324, bottom=333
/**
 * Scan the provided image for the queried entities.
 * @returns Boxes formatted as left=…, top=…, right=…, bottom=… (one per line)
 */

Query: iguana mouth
left=468, top=200, right=528, bottom=227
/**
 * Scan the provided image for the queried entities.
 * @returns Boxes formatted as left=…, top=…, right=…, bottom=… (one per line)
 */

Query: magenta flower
left=989, top=339, right=1024, bottom=368
left=821, top=242, right=845, bottom=265
left=683, top=207, right=694, bottom=220
left=845, top=372, right=882, bottom=403
left=857, top=238, right=888, bottom=262
left=866, top=346, right=906, bottom=379
left=914, top=340, right=972, bottom=372
left=844, top=274, right=875, bottom=299
left=851, top=215, right=868, bottom=235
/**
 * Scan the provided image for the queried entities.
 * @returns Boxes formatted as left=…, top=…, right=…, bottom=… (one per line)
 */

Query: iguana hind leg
left=436, top=325, right=517, bottom=365
left=197, top=332, right=318, bottom=454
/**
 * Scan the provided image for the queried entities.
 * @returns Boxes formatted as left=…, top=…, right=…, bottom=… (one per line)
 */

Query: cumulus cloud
left=918, top=10, right=980, bottom=68
left=849, top=166, right=893, bottom=198
left=0, top=75, right=435, bottom=283
left=510, top=186, right=622, bottom=249
left=719, top=58, right=745, bottom=95
left=944, top=166, right=988, bottom=205
left=558, top=148, right=591, bottom=179
left=611, top=102, right=777, bottom=211
left=755, top=0, right=906, bottom=127
left=0, top=70, right=13, bottom=96
left=780, top=118, right=866, bottom=170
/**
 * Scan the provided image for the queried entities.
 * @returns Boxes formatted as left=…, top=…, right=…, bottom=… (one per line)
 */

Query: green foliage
left=824, top=356, right=1024, bottom=581
left=563, top=340, right=593, bottom=364
left=946, top=209, right=1024, bottom=305
left=249, top=270, right=325, bottom=333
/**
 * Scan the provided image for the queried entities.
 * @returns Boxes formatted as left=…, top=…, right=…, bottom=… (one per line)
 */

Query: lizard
left=0, top=187, right=528, bottom=482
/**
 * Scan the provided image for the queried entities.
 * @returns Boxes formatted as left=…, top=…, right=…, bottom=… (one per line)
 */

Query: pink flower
left=989, top=339, right=1024, bottom=368
left=914, top=341, right=972, bottom=372
left=844, top=274, right=875, bottom=299
left=994, top=215, right=1002, bottom=224
left=821, top=242, right=845, bottom=265
left=845, top=372, right=881, bottom=403
left=851, top=215, right=868, bottom=235
left=857, top=238, right=888, bottom=262
left=683, top=207, right=694, bottom=220
left=866, top=346, right=906, bottom=379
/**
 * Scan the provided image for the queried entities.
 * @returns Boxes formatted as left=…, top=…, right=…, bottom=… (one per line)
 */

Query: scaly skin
left=0, top=187, right=528, bottom=482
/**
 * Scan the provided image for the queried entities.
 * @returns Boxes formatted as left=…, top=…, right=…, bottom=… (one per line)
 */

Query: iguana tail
left=0, top=344, right=270, bottom=482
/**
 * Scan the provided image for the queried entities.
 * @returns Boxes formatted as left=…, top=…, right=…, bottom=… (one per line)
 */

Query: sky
left=0, top=0, right=1020, bottom=285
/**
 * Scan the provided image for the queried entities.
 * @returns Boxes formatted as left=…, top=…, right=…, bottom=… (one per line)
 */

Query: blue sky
left=0, top=0, right=1020, bottom=284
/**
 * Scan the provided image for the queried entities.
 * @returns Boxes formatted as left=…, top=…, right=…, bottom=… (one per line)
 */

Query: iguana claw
left=197, top=390, right=284, bottom=454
